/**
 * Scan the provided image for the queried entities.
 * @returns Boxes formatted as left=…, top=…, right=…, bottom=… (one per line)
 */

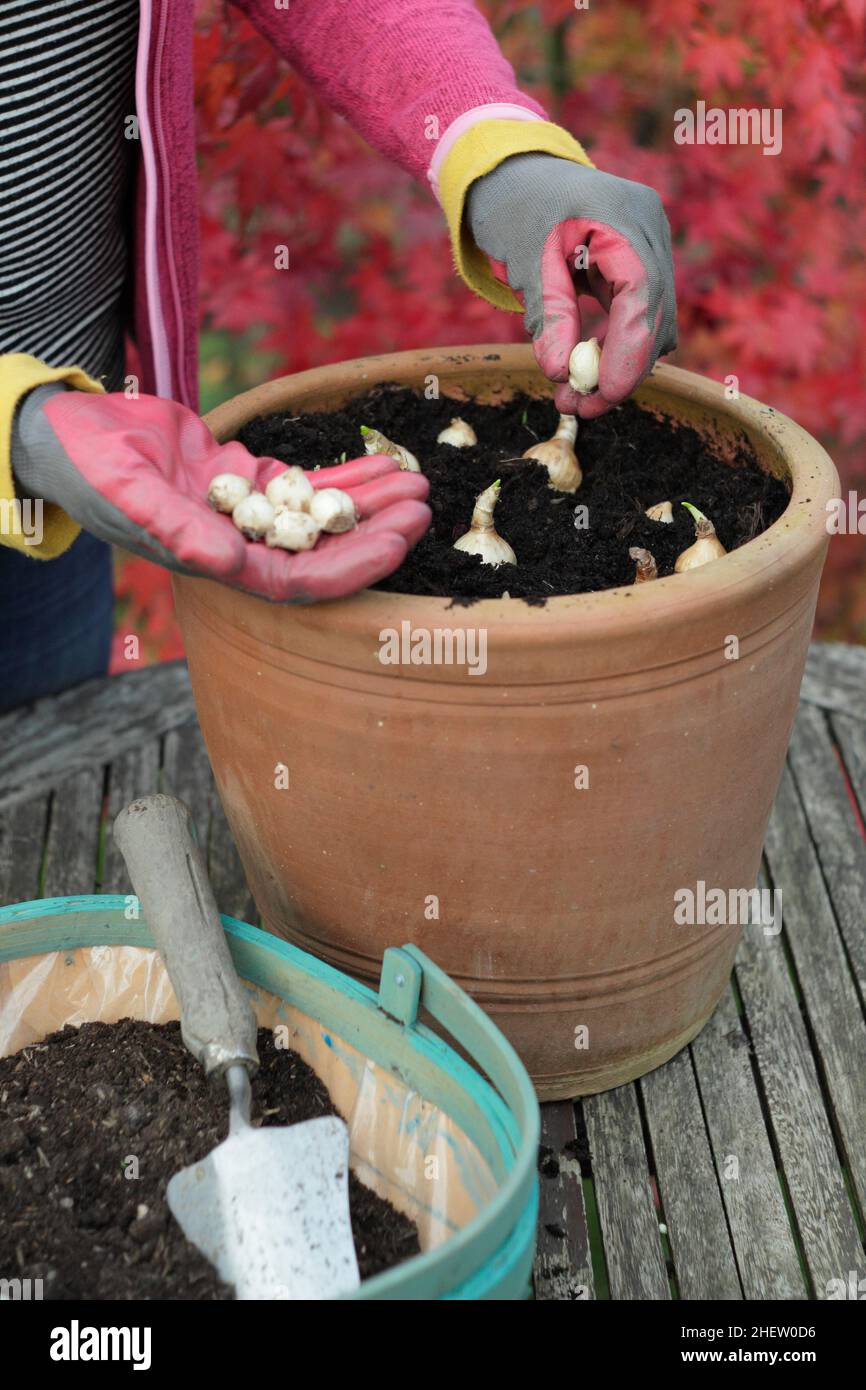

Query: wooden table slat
left=533, top=1101, right=595, bottom=1300
left=786, top=705, right=866, bottom=1001
left=43, top=767, right=104, bottom=899
left=800, top=642, right=866, bottom=721
left=690, top=986, right=807, bottom=1299
left=831, top=711, right=866, bottom=833
left=162, top=722, right=215, bottom=847
left=640, top=1048, right=743, bottom=1299
left=100, top=743, right=162, bottom=895
left=0, top=661, right=194, bottom=812
left=583, top=1084, right=671, bottom=1300
left=0, top=796, right=50, bottom=904
left=763, top=754, right=866, bottom=1221
left=734, top=872, right=864, bottom=1295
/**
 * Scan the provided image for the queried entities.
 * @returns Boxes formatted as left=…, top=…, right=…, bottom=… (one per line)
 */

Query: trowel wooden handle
left=113, top=794, right=259, bottom=1079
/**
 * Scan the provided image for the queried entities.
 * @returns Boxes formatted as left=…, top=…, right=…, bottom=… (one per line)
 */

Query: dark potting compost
left=240, top=387, right=789, bottom=604
left=0, top=1019, right=420, bottom=1300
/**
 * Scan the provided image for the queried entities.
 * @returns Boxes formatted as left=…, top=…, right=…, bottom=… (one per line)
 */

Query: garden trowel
left=113, top=793, right=360, bottom=1301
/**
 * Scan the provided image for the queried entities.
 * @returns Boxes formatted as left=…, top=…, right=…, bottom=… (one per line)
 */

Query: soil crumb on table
left=240, top=386, right=790, bottom=604
left=0, top=1019, right=420, bottom=1300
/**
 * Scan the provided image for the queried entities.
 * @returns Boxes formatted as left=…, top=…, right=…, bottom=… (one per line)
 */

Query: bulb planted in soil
left=675, top=502, right=727, bottom=572
left=629, top=547, right=658, bottom=583
left=237, top=391, right=789, bottom=603
left=437, top=417, right=477, bottom=448
left=359, top=424, right=421, bottom=472
left=453, top=479, right=516, bottom=568
left=645, top=500, right=674, bottom=524
left=522, top=415, right=582, bottom=493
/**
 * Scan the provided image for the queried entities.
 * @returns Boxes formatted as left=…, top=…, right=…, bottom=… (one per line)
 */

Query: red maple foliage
left=114, top=0, right=866, bottom=667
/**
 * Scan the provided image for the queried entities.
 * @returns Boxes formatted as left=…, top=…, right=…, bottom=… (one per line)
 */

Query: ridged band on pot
left=175, top=346, right=839, bottom=1100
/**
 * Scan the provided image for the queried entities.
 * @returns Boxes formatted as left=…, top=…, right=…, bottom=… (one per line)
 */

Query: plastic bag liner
left=0, top=944, right=498, bottom=1253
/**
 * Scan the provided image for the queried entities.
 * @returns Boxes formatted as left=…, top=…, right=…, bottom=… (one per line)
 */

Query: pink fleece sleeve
left=231, top=0, right=547, bottom=182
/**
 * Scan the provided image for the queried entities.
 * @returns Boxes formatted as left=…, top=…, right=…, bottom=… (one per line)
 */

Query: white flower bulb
left=645, top=500, right=674, bottom=523
left=437, top=417, right=477, bottom=448
left=359, top=425, right=421, bottom=472
left=265, top=466, right=315, bottom=512
left=265, top=510, right=321, bottom=551
left=567, top=337, right=601, bottom=395
left=453, top=479, right=516, bottom=568
left=675, top=503, right=727, bottom=572
left=523, top=414, right=582, bottom=492
left=208, top=473, right=252, bottom=514
left=232, top=491, right=275, bottom=539
left=309, top=487, right=358, bottom=534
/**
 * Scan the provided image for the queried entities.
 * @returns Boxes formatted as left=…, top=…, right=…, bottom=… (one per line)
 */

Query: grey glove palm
left=467, top=153, right=677, bottom=417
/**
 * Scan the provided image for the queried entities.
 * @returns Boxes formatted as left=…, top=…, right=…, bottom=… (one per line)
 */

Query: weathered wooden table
left=1, top=642, right=864, bottom=1301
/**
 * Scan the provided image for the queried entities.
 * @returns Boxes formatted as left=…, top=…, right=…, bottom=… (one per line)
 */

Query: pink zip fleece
left=134, top=0, right=546, bottom=411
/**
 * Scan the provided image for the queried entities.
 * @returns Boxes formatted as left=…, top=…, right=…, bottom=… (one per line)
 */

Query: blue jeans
left=0, top=531, right=113, bottom=713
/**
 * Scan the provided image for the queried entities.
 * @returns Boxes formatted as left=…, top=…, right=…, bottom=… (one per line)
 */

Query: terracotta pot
left=174, top=346, right=838, bottom=1100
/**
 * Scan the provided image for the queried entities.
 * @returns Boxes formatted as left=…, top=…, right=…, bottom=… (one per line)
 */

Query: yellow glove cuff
left=0, top=353, right=104, bottom=560
left=437, top=119, right=595, bottom=312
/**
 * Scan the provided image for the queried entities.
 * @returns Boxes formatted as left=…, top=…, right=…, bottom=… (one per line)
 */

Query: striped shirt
left=0, top=0, right=139, bottom=393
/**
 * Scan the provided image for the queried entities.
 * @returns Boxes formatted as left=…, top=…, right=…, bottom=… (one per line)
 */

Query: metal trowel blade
left=167, top=1114, right=360, bottom=1300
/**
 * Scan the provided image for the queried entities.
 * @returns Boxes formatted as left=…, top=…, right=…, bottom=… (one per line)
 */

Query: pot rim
left=199, top=346, right=839, bottom=638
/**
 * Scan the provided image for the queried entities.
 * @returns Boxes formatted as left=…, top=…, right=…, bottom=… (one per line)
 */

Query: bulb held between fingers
left=567, top=338, right=602, bottom=395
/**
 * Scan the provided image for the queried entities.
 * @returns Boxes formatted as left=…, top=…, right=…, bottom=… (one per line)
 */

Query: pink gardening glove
left=467, top=154, right=677, bottom=419
left=11, top=386, right=430, bottom=601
